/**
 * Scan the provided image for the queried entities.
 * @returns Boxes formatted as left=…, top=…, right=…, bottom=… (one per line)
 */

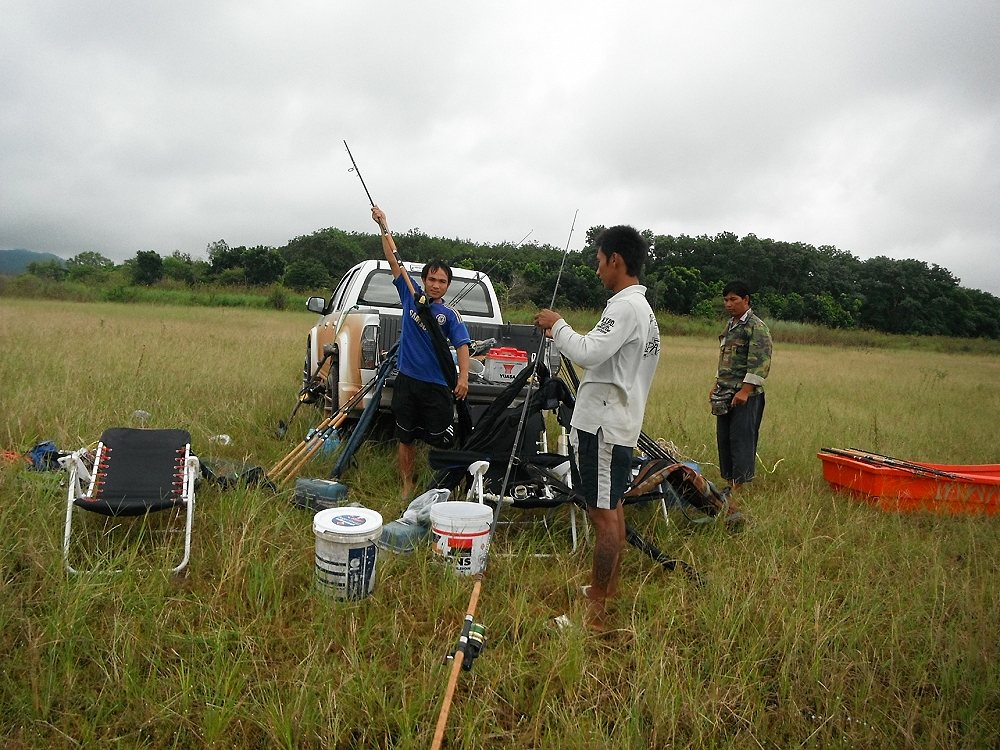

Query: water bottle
left=209, top=434, right=232, bottom=446
left=322, top=432, right=341, bottom=455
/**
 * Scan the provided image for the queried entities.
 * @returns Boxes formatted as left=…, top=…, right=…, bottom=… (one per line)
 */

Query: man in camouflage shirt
left=710, top=280, right=772, bottom=492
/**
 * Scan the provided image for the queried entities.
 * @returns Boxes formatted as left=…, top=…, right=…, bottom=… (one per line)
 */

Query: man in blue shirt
left=372, top=206, right=471, bottom=498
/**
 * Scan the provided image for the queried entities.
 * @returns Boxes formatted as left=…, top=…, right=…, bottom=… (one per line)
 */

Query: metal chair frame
left=61, top=428, right=198, bottom=574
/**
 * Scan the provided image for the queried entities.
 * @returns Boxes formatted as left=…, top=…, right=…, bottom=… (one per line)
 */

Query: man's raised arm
left=371, top=206, right=402, bottom=279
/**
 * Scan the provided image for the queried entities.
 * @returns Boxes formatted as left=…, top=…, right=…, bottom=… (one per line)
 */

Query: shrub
left=268, top=287, right=290, bottom=310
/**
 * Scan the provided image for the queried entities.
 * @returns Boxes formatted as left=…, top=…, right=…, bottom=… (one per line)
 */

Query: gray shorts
left=569, top=427, right=633, bottom=510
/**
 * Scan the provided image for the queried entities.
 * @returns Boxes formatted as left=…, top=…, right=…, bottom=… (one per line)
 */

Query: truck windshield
left=358, top=270, right=495, bottom=318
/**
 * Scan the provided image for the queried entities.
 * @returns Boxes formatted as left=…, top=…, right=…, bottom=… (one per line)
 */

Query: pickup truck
left=302, top=259, right=551, bottom=416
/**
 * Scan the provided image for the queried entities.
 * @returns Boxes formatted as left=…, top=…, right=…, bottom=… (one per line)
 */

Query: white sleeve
left=551, top=303, right=636, bottom=368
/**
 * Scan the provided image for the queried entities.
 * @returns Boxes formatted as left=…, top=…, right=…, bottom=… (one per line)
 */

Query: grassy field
left=1, top=298, right=998, bottom=749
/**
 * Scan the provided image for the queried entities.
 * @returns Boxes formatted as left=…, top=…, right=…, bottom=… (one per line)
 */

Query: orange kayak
left=817, top=447, right=1000, bottom=515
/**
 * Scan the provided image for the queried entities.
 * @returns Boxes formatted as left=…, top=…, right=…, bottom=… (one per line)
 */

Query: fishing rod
left=494, top=215, right=577, bottom=505
left=344, top=141, right=473, bottom=448
left=344, top=139, right=377, bottom=209
left=280, top=144, right=435, bottom=436
left=430, top=211, right=578, bottom=750
left=820, top=447, right=964, bottom=480
left=344, top=140, right=424, bottom=305
left=268, top=375, right=381, bottom=484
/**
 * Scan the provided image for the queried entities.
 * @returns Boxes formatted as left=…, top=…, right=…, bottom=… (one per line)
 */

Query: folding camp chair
left=61, top=428, right=199, bottom=574
left=460, top=432, right=587, bottom=552
left=430, top=368, right=588, bottom=552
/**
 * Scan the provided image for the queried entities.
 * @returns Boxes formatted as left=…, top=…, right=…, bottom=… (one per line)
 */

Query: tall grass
left=1, top=298, right=998, bottom=749
left=0, top=275, right=300, bottom=311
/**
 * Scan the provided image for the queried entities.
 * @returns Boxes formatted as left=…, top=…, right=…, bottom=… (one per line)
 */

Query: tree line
left=23, top=226, right=1000, bottom=339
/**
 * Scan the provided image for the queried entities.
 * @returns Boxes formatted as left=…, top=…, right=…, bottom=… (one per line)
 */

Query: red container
left=818, top=448, right=1000, bottom=515
left=484, top=347, right=528, bottom=384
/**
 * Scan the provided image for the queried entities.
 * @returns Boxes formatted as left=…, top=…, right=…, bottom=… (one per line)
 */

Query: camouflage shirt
left=716, top=309, right=772, bottom=392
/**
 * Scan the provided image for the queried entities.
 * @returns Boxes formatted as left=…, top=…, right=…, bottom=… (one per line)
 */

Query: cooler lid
left=486, top=347, right=528, bottom=361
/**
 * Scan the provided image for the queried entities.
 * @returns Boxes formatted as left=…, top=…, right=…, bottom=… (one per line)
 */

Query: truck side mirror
left=306, top=296, right=328, bottom=314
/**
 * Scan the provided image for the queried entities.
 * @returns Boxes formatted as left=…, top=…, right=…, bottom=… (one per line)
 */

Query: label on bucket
left=332, top=513, right=368, bottom=527
left=345, top=543, right=377, bottom=599
left=430, top=502, right=493, bottom=576
left=316, top=540, right=378, bottom=599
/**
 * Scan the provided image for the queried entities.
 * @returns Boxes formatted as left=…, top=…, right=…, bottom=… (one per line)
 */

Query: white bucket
left=430, top=501, right=493, bottom=576
left=313, top=507, right=383, bottom=599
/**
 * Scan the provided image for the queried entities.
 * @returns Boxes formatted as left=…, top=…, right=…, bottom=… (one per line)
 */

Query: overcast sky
left=2, top=1, right=998, bottom=294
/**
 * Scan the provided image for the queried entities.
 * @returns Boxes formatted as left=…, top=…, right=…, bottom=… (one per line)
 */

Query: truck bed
left=375, top=316, right=547, bottom=405
left=375, top=317, right=545, bottom=357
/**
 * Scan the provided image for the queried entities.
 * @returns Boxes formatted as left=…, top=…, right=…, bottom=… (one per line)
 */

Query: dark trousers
left=716, top=392, right=765, bottom=484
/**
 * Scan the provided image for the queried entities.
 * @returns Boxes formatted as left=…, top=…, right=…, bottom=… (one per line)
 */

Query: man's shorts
left=391, top=372, right=455, bottom=447
left=569, top=427, right=633, bottom=510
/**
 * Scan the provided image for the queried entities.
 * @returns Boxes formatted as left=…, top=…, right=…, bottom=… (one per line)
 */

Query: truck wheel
left=301, top=352, right=312, bottom=396
left=300, top=337, right=327, bottom=405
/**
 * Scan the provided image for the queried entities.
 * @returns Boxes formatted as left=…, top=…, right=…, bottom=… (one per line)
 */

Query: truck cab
left=302, top=260, right=548, bottom=415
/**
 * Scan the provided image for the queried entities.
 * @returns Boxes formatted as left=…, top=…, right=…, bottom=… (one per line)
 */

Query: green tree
left=282, top=259, right=331, bottom=291
left=27, top=259, right=67, bottom=281
left=653, top=265, right=707, bottom=315
left=66, top=251, right=115, bottom=282
left=130, top=250, right=164, bottom=286
left=279, top=228, right=373, bottom=282
left=551, top=263, right=603, bottom=308
left=856, top=257, right=960, bottom=335
left=807, top=292, right=855, bottom=329
left=243, top=246, right=286, bottom=286
left=207, top=240, right=244, bottom=277
left=162, top=251, right=204, bottom=285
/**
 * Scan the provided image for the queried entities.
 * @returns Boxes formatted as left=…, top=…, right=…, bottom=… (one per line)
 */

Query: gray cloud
left=2, top=0, right=997, bottom=294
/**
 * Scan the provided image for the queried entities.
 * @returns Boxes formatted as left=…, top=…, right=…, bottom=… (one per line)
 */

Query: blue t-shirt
left=393, top=275, right=472, bottom=387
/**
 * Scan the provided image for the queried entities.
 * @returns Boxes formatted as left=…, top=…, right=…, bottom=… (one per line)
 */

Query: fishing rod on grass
left=430, top=211, right=579, bottom=750
left=268, top=373, right=384, bottom=485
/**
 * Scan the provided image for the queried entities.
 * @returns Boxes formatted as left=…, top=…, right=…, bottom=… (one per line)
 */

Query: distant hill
left=0, top=249, right=65, bottom=275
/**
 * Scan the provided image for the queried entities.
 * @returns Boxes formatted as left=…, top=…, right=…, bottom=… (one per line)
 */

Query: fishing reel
left=463, top=622, right=486, bottom=671
left=444, top=620, right=487, bottom=672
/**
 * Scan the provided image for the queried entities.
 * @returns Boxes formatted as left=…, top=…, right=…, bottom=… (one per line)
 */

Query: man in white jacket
left=535, top=225, right=660, bottom=629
